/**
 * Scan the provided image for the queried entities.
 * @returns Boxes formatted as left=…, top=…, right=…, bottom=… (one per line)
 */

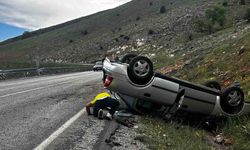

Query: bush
left=206, top=7, right=225, bottom=27
left=124, top=36, right=130, bottom=41
left=69, top=39, right=73, bottom=43
left=21, top=31, right=31, bottom=39
left=160, top=6, right=166, bottom=14
left=188, top=33, right=193, bottom=41
left=149, top=2, right=153, bottom=6
left=240, top=0, right=246, bottom=5
left=194, top=19, right=207, bottom=32
left=81, top=30, right=88, bottom=35
left=222, top=1, right=228, bottom=6
left=205, top=6, right=226, bottom=34
left=148, top=29, right=154, bottom=35
left=245, top=8, right=250, bottom=22
left=136, top=17, right=140, bottom=21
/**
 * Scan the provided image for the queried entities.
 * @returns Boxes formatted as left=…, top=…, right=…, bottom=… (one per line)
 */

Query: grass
left=136, top=116, right=211, bottom=150
left=220, top=116, right=250, bottom=149
left=137, top=25, right=250, bottom=149
left=136, top=115, right=250, bottom=150
left=180, top=32, right=250, bottom=100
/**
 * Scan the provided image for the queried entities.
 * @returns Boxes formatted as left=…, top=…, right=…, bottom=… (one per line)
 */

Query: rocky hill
left=0, top=0, right=247, bottom=64
left=0, top=0, right=250, bottom=99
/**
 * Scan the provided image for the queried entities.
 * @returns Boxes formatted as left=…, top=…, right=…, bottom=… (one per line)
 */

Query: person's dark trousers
left=93, top=97, right=120, bottom=117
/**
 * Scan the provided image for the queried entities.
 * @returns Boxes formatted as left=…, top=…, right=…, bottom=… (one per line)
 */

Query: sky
left=0, top=0, right=131, bottom=41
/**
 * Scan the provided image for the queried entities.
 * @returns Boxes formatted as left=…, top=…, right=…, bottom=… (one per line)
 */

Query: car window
left=95, top=61, right=102, bottom=65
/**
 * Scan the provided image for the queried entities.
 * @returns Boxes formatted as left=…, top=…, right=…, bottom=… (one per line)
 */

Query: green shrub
left=245, top=8, right=250, bottom=22
left=222, top=1, right=228, bottom=7
left=148, top=29, right=154, bottom=35
left=81, top=30, right=88, bottom=35
left=160, top=6, right=166, bottom=14
left=194, top=19, right=207, bottom=32
left=206, top=7, right=225, bottom=26
left=21, top=31, right=31, bottom=39
left=205, top=7, right=226, bottom=34
left=240, top=0, right=246, bottom=5
left=124, top=36, right=130, bottom=41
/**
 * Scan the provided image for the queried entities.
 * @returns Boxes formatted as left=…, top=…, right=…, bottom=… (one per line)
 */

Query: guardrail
left=0, top=65, right=93, bottom=80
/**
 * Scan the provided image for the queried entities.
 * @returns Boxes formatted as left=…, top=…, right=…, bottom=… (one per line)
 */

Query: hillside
left=0, top=0, right=247, bottom=66
left=1, top=0, right=249, bottom=91
left=0, top=0, right=198, bottom=66
left=0, top=0, right=249, bottom=94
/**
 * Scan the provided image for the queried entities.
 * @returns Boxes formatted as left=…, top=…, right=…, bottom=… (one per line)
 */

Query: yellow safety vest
left=90, top=92, right=111, bottom=105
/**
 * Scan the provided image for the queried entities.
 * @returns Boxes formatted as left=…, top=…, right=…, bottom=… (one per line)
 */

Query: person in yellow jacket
left=86, top=91, right=119, bottom=120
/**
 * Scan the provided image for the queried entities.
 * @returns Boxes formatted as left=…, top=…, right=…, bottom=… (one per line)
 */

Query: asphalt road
left=0, top=71, right=102, bottom=150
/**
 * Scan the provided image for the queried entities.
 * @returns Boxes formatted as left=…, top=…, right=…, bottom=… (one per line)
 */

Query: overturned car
left=102, top=54, right=250, bottom=118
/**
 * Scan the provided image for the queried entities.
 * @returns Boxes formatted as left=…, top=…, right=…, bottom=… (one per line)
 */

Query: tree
left=245, top=8, right=250, bottom=22
left=240, top=0, right=246, bottom=5
left=160, top=6, right=166, bottom=14
left=21, top=31, right=31, bottom=39
left=205, top=7, right=226, bottom=33
left=81, top=30, right=88, bottom=35
left=148, top=29, right=154, bottom=35
left=222, top=1, right=228, bottom=7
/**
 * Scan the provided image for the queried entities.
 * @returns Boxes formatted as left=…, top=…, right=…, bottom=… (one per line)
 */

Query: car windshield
left=95, top=61, right=102, bottom=65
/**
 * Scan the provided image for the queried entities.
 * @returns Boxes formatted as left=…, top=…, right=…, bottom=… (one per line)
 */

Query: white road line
left=34, top=108, right=87, bottom=150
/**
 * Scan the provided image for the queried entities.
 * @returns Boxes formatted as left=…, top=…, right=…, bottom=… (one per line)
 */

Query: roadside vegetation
left=136, top=115, right=250, bottom=149
left=130, top=2, right=250, bottom=149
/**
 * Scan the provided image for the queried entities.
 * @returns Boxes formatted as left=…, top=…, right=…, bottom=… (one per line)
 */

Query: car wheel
left=128, top=56, right=153, bottom=85
left=121, top=53, right=138, bottom=64
left=204, top=80, right=221, bottom=91
left=220, top=87, right=244, bottom=114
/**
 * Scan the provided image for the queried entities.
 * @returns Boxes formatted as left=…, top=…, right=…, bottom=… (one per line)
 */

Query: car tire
left=121, top=53, right=138, bottom=64
left=220, top=86, right=244, bottom=115
left=128, top=56, right=153, bottom=85
left=204, top=80, right=221, bottom=91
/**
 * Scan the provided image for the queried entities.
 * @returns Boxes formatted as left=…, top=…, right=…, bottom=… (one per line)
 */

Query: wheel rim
left=227, top=90, right=242, bottom=106
left=133, top=60, right=150, bottom=77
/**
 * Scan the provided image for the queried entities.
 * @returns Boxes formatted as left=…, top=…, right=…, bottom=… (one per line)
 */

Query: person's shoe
left=86, top=105, right=91, bottom=115
left=105, top=112, right=112, bottom=120
left=98, top=109, right=104, bottom=119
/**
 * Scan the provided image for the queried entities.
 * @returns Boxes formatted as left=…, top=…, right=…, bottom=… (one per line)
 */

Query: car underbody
left=102, top=54, right=250, bottom=119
